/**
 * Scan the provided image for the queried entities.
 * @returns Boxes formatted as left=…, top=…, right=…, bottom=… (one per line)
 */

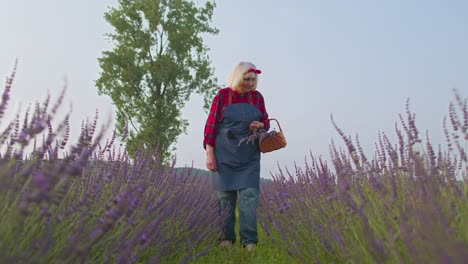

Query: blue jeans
left=216, top=188, right=259, bottom=246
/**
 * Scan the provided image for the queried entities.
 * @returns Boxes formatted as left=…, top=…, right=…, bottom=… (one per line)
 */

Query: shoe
left=219, top=240, right=232, bottom=248
left=245, top=244, right=255, bottom=252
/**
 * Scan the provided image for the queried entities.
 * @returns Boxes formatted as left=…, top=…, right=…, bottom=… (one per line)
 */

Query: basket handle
left=268, top=118, right=283, bottom=132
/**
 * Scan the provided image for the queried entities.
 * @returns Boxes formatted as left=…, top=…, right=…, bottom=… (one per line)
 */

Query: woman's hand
left=249, top=121, right=264, bottom=131
left=206, top=144, right=217, bottom=171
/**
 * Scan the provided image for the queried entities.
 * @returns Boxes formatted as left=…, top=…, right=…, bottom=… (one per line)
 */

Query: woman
left=203, top=61, right=270, bottom=251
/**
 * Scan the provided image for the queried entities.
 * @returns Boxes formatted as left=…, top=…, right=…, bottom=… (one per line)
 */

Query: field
left=0, top=68, right=467, bottom=263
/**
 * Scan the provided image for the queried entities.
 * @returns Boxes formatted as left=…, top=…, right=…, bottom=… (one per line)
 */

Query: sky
left=0, top=0, right=467, bottom=178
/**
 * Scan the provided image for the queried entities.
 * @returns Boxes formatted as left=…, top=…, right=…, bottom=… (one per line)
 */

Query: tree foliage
left=96, top=0, right=218, bottom=162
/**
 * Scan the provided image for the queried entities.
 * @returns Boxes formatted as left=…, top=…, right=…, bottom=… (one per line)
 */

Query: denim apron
left=213, top=100, right=262, bottom=191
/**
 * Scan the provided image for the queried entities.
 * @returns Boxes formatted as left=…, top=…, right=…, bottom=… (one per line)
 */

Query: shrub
left=259, top=91, right=467, bottom=263
left=0, top=63, right=222, bottom=263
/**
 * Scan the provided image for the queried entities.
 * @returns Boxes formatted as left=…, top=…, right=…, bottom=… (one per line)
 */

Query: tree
left=96, top=0, right=218, bottom=162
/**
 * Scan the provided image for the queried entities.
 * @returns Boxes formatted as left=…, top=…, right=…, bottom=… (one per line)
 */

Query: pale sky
left=1, top=0, right=467, bottom=178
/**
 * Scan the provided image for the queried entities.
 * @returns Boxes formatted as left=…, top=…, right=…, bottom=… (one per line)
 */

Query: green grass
left=184, top=207, right=300, bottom=264
left=191, top=244, right=298, bottom=264
left=191, top=224, right=301, bottom=264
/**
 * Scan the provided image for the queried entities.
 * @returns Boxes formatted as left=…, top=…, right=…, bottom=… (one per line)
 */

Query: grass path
left=192, top=232, right=301, bottom=264
left=192, top=212, right=301, bottom=264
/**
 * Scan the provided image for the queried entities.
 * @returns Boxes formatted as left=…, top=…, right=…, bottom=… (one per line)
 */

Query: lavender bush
left=259, top=91, right=467, bottom=263
left=0, top=65, right=223, bottom=263
left=1, top=63, right=467, bottom=263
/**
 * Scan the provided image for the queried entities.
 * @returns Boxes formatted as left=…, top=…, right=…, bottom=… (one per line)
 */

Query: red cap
left=245, top=68, right=262, bottom=75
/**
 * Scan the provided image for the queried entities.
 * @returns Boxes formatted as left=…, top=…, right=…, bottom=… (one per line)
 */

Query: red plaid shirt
left=203, top=88, right=270, bottom=148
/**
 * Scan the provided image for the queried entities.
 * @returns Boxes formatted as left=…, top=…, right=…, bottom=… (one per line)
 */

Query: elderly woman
left=203, top=61, right=270, bottom=251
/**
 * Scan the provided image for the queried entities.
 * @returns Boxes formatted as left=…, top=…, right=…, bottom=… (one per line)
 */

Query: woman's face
left=239, top=72, right=257, bottom=93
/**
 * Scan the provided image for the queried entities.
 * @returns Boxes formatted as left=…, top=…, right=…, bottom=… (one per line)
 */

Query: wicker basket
left=259, top=118, right=287, bottom=153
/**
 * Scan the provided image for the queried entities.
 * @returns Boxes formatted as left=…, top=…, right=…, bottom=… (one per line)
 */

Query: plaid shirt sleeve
left=256, top=91, right=270, bottom=131
left=203, top=91, right=222, bottom=148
